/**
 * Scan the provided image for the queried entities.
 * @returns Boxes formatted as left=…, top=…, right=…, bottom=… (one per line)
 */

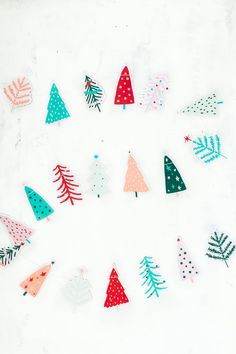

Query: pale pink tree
left=124, top=153, right=149, bottom=197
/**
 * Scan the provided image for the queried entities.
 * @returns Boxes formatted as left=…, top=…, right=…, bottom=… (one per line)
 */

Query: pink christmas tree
left=0, top=215, right=32, bottom=246
left=124, top=153, right=149, bottom=197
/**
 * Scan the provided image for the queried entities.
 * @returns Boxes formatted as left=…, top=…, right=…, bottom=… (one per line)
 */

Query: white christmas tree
left=62, top=269, right=92, bottom=308
left=177, top=237, right=199, bottom=281
left=138, top=75, right=169, bottom=111
left=89, top=155, right=109, bottom=198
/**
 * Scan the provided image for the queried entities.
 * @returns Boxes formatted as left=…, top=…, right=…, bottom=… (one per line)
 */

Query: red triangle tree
left=104, top=267, right=129, bottom=308
left=114, top=66, right=134, bottom=110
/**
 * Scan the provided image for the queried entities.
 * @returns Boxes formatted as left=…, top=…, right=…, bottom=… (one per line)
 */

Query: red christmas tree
left=114, top=66, right=134, bottom=110
left=53, top=165, right=82, bottom=205
left=104, top=267, right=129, bottom=308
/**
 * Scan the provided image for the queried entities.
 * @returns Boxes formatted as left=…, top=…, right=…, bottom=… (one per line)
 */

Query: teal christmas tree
left=180, top=93, right=223, bottom=116
left=206, top=231, right=235, bottom=268
left=25, top=186, right=54, bottom=221
left=45, top=83, right=70, bottom=124
left=139, top=256, right=167, bottom=298
left=164, top=155, right=186, bottom=194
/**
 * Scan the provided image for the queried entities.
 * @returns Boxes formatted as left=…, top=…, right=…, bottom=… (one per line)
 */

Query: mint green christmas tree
left=164, top=155, right=186, bottom=194
left=25, top=186, right=54, bottom=221
left=45, top=83, right=70, bottom=124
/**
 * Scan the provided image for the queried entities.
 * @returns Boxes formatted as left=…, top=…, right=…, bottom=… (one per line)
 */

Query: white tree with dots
left=177, top=237, right=199, bottom=281
left=89, top=155, right=109, bottom=198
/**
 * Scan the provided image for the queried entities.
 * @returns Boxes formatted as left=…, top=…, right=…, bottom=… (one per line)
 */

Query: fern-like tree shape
left=53, top=165, right=82, bottom=205
left=84, top=75, right=104, bottom=112
left=186, top=135, right=227, bottom=164
left=206, top=232, right=235, bottom=268
left=0, top=245, right=21, bottom=266
left=139, top=256, right=167, bottom=298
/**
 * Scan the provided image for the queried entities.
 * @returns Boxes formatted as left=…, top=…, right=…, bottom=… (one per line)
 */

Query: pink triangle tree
left=124, top=153, right=149, bottom=197
left=0, top=215, right=32, bottom=246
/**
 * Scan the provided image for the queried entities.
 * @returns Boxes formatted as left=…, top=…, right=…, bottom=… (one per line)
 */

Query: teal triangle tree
left=45, top=83, right=70, bottom=124
left=25, top=186, right=54, bottom=221
left=164, top=156, right=186, bottom=194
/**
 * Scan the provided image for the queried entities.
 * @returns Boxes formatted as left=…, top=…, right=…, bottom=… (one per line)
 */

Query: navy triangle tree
left=84, top=75, right=104, bottom=112
left=164, top=156, right=186, bottom=193
left=46, top=83, right=70, bottom=124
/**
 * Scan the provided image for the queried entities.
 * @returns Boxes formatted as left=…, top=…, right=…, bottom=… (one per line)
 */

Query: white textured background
left=0, top=0, right=236, bottom=353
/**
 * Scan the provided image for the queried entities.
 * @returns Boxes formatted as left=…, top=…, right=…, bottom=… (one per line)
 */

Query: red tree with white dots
left=114, top=66, right=134, bottom=110
left=104, top=267, right=129, bottom=308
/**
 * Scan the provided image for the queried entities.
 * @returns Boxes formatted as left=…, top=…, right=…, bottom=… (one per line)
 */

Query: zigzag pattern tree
left=53, top=165, right=82, bottom=205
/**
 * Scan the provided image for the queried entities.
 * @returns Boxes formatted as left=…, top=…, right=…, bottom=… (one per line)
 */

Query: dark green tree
left=164, top=155, right=186, bottom=194
left=206, top=232, right=235, bottom=268
left=84, top=75, right=104, bottom=112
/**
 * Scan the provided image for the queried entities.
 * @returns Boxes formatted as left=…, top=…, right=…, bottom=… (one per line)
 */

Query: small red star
left=40, top=272, right=47, bottom=277
left=184, top=135, right=191, bottom=143
left=29, top=277, right=33, bottom=282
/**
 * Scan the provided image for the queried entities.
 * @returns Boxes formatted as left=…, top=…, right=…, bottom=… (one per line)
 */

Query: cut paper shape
left=3, top=77, right=32, bottom=108
left=0, top=215, right=32, bottom=246
left=104, top=267, right=129, bottom=308
left=89, top=155, right=109, bottom=198
left=20, top=262, right=54, bottom=297
left=139, top=75, right=169, bottom=111
left=53, top=165, right=82, bottom=205
left=180, top=93, right=223, bottom=116
left=45, top=83, right=70, bottom=124
left=188, top=135, right=227, bottom=164
left=62, top=269, right=92, bottom=308
left=177, top=237, right=199, bottom=281
left=114, top=66, right=134, bottom=110
left=139, top=256, right=167, bottom=298
left=84, top=75, right=104, bottom=112
left=124, top=153, right=149, bottom=197
left=164, top=155, right=186, bottom=194
left=0, top=245, right=21, bottom=266
left=206, top=232, right=235, bottom=268
left=24, top=186, right=54, bottom=221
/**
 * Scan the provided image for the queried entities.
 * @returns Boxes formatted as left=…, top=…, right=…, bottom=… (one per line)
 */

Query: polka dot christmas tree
left=114, top=66, right=134, bottom=110
left=24, top=186, right=54, bottom=221
left=0, top=215, right=32, bottom=245
left=20, top=262, right=54, bottom=297
left=164, top=155, right=186, bottom=194
left=180, top=93, right=223, bottom=116
left=104, top=267, right=129, bottom=308
left=45, top=83, right=70, bottom=124
left=177, top=237, right=199, bottom=281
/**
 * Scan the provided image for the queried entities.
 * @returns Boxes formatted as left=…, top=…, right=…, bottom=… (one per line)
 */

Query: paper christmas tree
left=180, top=93, right=223, bottom=116
left=164, top=156, right=186, bottom=194
left=124, top=153, right=149, bottom=197
left=62, top=269, right=92, bottom=308
left=0, top=245, right=21, bottom=266
left=89, top=155, right=109, bottom=198
left=24, top=186, right=54, bottom=221
left=206, top=232, right=235, bottom=268
left=177, top=238, right=199, bottom=281
left=53, top=165, right=83, bottom=205
left=45, top=83, right=70, bottom=124
left=186, top=135, right=227, bottom=164
left=20, top=262, right=54, bottom=297
left=139, top=256, right=167, bottom=298
left=114, top=66, right=134, bottom=110
left=0, top=215, right=32, bottom=245
left=84, top=75, right=104, bottom=112
left=104, top=267, right=129, bottom=308
left=3, top=77, right=32, bottom=108
left=139, top=75, right=169, bottom=111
